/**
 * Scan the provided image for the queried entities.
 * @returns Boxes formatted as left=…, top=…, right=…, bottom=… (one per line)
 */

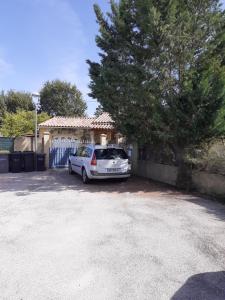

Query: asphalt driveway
left=0, top=170, right=225, bottom=300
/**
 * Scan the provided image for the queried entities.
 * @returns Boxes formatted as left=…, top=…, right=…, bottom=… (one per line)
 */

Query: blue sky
left=0, top=0, right=225, bottom=116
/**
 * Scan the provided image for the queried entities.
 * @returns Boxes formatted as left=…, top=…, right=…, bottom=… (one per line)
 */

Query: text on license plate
left=106, top=168, right=121, bottom=172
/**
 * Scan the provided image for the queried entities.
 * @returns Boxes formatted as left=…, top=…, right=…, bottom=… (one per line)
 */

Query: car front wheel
left=82, top=168, right=90, bottom=184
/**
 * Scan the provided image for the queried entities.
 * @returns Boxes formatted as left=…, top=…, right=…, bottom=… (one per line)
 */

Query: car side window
left=74, top=146, right=92, bottom=157
left=85, top=147, right=92, bottom=158
left=76, top=147, right=82, bottom=157
left=79, top=147, right=86, bottom=157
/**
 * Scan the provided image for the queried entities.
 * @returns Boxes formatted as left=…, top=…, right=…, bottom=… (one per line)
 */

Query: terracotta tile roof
left=93, top=112, right=113, bottom=123
left=38, top=112, right=115, bottom=130
left=39, top=117, right=94, bottom=128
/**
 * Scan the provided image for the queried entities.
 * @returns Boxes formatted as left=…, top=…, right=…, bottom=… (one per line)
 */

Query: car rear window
left=94, top=148, right=128, bottom=160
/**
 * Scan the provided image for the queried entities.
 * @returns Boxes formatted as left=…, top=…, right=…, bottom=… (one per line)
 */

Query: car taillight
left=91, top=153, right=97, bottom=166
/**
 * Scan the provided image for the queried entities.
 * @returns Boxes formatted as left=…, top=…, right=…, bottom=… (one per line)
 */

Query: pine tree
left=88, top=0, right=225, bottom=188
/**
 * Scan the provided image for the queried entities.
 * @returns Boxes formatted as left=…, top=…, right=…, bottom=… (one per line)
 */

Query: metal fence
left=49, top=140, right=92, bottom=168
left=51, top=138, right=91, bottom=148
left=0, top=137, right=14, bottom=153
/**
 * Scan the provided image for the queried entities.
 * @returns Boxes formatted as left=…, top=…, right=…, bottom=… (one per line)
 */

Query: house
left=38, top=112, right=124, bottom=145
left=38, top=113, right=125, bottom=168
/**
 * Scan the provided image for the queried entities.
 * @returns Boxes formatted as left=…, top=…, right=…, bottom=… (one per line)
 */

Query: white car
left=68, top=144, right=131, bottom=183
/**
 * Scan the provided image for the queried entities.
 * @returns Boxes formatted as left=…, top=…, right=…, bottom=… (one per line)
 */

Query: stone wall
left=131, top=143, right=225, bottom=199
left=134, top=160, right=178, bottom=186
left=133, top=160, right=225, bottom=198
left=192, top=171, right=225, bottom=198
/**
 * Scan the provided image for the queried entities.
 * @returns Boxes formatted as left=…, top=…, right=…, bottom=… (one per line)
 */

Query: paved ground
left=0, top=170, right=225, bottom=300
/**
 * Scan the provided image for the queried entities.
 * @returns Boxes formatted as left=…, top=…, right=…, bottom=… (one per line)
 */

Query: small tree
left=39, top=80, right=87, bottom=117
left=1, top=110, right=50, bottom=137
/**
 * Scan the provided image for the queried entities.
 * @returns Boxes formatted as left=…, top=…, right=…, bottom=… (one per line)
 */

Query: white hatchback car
left=68, top=145, right=131, bottom=183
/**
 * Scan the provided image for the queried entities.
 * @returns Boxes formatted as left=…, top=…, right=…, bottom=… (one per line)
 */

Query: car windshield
left=94, top=148, right=128, bottom=160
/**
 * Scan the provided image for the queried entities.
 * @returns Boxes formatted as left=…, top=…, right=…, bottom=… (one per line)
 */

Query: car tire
left=82, top=168, right=90, bottom=184
left=69, top=162, right=74, bottom=174
left=121, top=178, right=128, bottom=182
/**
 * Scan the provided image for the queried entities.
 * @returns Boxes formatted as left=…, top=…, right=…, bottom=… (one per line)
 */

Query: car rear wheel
left=82, top=168, right=90, bottom=184
left=69, top=162, right=74, bottom=174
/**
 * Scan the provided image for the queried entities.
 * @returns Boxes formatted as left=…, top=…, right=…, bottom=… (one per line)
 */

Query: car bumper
left=89, top=171, right=131, bottom=179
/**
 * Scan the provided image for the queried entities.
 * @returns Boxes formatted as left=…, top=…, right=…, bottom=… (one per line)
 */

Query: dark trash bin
left=10, top=152, right=22, bottom=173
left=36, top=153, right=46, bottom=171
left=23, top=151, right=35, bottom=172
left=0, top=153, right=9, bottom=173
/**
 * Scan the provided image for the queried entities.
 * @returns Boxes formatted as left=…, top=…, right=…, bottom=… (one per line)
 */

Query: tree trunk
left=174, top=146, right=192, bottom=190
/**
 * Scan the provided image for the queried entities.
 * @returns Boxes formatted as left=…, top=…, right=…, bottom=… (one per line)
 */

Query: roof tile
left=38, top=113, right=115, bottom=130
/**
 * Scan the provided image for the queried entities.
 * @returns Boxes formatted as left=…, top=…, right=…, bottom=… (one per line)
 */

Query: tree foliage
left=94, top=104, right=104, bottom=117
left=4, top=90, right=34, bottom=113
left=1, top=110, right=50, bottom=137
left=0, top=91, right=6, bottom=125
left=39, top=80, right=87, bottom=117
left=0, top=90, right=35, bottom=128
left=88, top=0, right=225, bottom=187
left=214, top=101, right=225, bottom=137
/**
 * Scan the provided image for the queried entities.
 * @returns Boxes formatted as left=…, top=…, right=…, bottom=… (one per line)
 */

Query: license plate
left=106, top=168, right=121, bottom=173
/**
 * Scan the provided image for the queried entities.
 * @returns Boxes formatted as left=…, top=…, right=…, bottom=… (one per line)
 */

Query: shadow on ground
left=0, top=169, right=225, bottom=222
left=0, top=169, right=179, bottom=196
left=171, top=271, right=225, bottom=300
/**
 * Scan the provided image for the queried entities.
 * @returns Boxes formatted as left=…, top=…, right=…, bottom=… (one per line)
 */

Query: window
left=80, top=147, right=87, bottom=157
left=85, top=147, right=93, bottom=158
left=76, top=147, right=93, bottom=158
left=76, top=147, right=84, bottom=157
left=94, top=148, right=128, bottom=160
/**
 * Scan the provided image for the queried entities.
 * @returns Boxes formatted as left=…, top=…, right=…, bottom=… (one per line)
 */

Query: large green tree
left=88, top=0, right=225, bottom=188
left=0, top=90, right=34, bottom=128
left=1, top=110, right=50, bottom=137
left=4, top=90, right=34, bottom=113
left=39, top=80, right=87, bottom=117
